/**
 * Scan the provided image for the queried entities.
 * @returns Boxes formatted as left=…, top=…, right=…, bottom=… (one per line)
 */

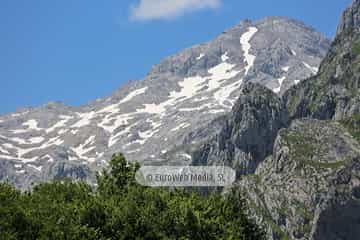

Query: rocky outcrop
left=337, top=0, right=360, bottom=36
left=46, top=161, right=94, bottom=182
left=284, top=0, right=360, bottom=121
left=0, top=158, right=95, bottom=190
left=189, top=82, right=288, bottom=176
left=237, top=119, right=360, bottom=240
left=228, top=1, right=360, bottom=239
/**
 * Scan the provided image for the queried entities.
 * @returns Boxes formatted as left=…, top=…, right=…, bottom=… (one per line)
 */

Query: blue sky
left=0, top=0, right=352, bottom=114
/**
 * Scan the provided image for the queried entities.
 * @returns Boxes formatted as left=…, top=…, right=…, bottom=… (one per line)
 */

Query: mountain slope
left=211, top=1, right=360, bottom=239
left=238, top=119, right=360, bottom=240
left=177, top=82, right=288, bottom=176
left=284, top=1, right=360, bottom=121
left=0, top=17, right=329, bottom=189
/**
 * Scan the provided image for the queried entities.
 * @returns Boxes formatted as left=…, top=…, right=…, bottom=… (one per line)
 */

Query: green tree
left=0, top=153, right=265, bottom=240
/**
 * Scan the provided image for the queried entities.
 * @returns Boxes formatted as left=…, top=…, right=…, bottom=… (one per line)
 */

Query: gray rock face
left=284, top=0, right=360, bottom=121
left=225, top=1, right=360, bottom=238
left=337, top=0, right=360, bottom=36
left=0, top=17, right=329, bottom=189
left=183, top=82, right=288, bottom=176
left=237, top=119, right=360, bottom=240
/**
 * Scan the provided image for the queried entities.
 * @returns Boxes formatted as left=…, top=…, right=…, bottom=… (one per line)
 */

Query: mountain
left=171, top=82, right=289, bottom=176
left=0, top=17, right=329, bottom=189
left=237, top=118, right=360, bottom=240
left=176, top=1, right=360, bottom=239
left=284, top=1, right=360, bottom=121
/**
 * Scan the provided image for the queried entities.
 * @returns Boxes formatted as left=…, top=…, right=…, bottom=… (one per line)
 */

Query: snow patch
left=240, top=27, right=258, bottom=75
left=72, top=111, right=96, bottom=128
left=181, top=153, right=192, bottom=160
left=10, top=137, right=28, bottom=145
left=127, top=149, right=140, bottom=154
left=10, top=129, right=29, bottom=134
left=46, top=115, right=73, bottom=133
left=3, top=143, right=13, bottom=148
left=146, top=119, right=162, bottom=130
left=11, top=111, right=29, bottom=118
left=139, top=129, right=157, bottom=140
left=0, top=145, right=10, bottom=154
left=70, top=136, right=96, bottom=162
left=97, top=87, right=148, bottom=114
left=14, top=136, right=64, bottom=162
left=99, top=113, right=133, bottom=133
left=302, top=62, right=318, bottom=74
left=71, top=129, right=79, bottom=135
left=42, top=154, right=54, bottom=162
left=171, top=122, right=190, bottom=132
left=207, top=62, right=240, bottom=90
left=199, top=26, right=258, bottom=108
left=136, top=103, right=167, bottom=115
left=58, top=129, right=68, bottom=135
left=221, top=52, right=229, bottom=62
left=197, top=53, right=205, bottom=60
left=136, top=61, right=240, bottom=116
left=108, top=124, right=134, bottom=147
left=208, top=109, right=226, bottom=114
left=273, top=76, right=286, bottom=94
left=13, top=119, right=42, bottom=133
left=294, top=79, right=300, bottom=84
left=170, top=75, right=210, bottom=102
left=134, top=128, right=159, bottom=145
left=282, top=66, right=290, bottom=72
left=10, top=136, right=44, bottom=145
left=28, top=136, right=45, bottom=144
left=23, top=119, right=42, bottom=131
left=28, top=164, right=42, bottom=172
left=119, top=87, right=148, bottom=105
left=213, top=79, right=242, bottom=107
left=179, top=103, right=213, bottom=112
left=96, top=103, right=120, bottom=115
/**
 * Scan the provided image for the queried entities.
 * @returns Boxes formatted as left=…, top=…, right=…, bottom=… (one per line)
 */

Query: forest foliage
left=0, top=153, right=265, bottom=240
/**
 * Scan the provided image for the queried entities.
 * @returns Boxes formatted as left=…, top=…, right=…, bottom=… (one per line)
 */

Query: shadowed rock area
left=237, top=119, right=360, bottom=240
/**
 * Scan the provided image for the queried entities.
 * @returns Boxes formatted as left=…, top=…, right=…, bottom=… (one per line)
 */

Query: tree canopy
left=0, top=153, right=265, bottom=240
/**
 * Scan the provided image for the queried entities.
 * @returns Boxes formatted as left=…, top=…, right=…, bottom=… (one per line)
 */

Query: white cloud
left=130, top=0, right=221, bottom=21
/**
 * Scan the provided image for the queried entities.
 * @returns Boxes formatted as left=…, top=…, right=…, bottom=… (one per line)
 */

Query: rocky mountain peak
left=0, top=16, right=330, bottom=189
left=337, top=0, right=360, bottom=36
left=177, top=82, right=289, bottom=176
left=284, top=0, right=360, bottom=121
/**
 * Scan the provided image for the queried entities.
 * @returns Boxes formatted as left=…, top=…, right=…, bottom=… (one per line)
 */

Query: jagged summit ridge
left=284, top=0, right=360, bottom=121
left=337, top=0, right=360, bottom=35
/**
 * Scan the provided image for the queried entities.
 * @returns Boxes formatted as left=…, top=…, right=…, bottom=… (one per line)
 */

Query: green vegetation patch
left=340, top=114, right=360, bottom=143
left=352, top=40, right=360, bottom=55
left=246, top=174, right=262, bottom=185
left=304, top=160, right=346, bottom=169
left=282, top=127, right=346, bottom=170
left=0, top=153, right=265, bottom=240
left=265, top=219, right=290, bottom=240
left=283, top=130, right=317, bottom=161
